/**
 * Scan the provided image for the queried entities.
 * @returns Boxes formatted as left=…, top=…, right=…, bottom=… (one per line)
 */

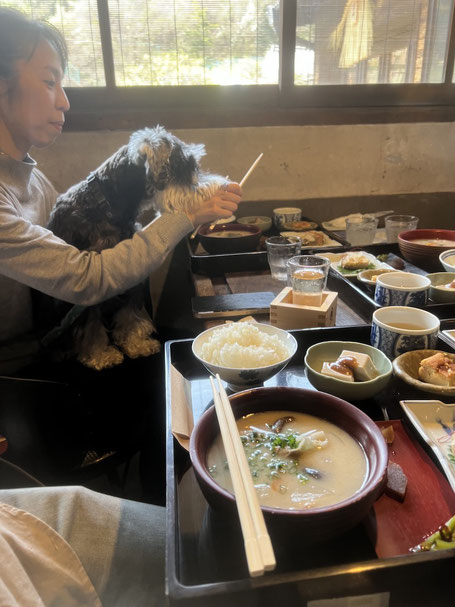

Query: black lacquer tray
left=165, top=322, right=455, bottom=606
left=325, top=243, right=455, bottom=323
left=188, top=216, right=349, bottom=276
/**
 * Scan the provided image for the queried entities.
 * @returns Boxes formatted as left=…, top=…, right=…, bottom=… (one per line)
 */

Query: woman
left=0, top=11, right=238, bottom=603
left=0, top=6, right=242, bottom=356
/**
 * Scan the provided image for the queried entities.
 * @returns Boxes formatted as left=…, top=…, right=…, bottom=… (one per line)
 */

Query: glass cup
left=265, top=236, right=301, bottom=281
left=385, top=215, right=419, bottom=243
left=345, top=215, right=378, bottom=246
left=287, top=255, right=330, bottom=307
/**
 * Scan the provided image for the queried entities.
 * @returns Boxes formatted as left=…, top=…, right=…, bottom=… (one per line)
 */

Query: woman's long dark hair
left=0, top=7, right=68, bottom=79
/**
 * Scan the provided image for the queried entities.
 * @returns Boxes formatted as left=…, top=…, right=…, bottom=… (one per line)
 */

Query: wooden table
left=191, top=270, right=366, bottom=328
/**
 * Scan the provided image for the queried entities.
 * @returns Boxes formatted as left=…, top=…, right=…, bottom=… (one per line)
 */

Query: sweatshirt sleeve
left=0, top=195, right=194, bottom=306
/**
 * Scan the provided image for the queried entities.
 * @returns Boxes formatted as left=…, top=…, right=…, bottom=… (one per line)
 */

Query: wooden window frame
left=65, top=0, right=455, bottom=131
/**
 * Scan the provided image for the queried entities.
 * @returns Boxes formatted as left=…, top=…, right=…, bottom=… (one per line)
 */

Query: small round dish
left=427, top=272, right=455, bottom=303
left=357, top=268, right=398, bottom=286
left=440, top=249, right=455, bottom=272
left=392, top=349, right=455, bottom=395
left=304, top=341, right=392, bottom=400
left=281, top=220, right=318, bottom=231
left=237, top=215, right=272, bottom=233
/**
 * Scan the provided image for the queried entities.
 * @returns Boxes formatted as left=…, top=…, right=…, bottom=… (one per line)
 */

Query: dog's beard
left=150, top=172, right=229, bottom=215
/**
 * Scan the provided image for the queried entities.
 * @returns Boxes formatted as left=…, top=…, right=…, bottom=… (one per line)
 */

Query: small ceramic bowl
left=370, top=306, right=440, bottom=359
left=392, top=349, right=455, bottom=396
left=440, top=249, right=455, bottom=272
left=273, top=207, right=302, bottom=230
left=192, top=323, right=298, bottom=391
left=427, top=272, right=455, bottom=303
left=198, top=223, right=261, bottom=254
left=357, top=268, right=399, bottom=287
left=304, top=341, right=392, bottom=400
left=237, top=215, right=272, bottom=233
left=374, top=271, right=430, bottom=307
left=189, top=386, right=388, bottom=542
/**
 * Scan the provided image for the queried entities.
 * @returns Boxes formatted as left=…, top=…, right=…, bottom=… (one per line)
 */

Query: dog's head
left=128, top=126, right=205, bottom=196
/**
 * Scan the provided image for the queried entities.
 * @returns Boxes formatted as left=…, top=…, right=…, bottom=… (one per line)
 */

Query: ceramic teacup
left=273, top=207, right=302, bottom=230
left=370, top=306, right=440, bottom=359
left=374, top=271, right=430, bottom=307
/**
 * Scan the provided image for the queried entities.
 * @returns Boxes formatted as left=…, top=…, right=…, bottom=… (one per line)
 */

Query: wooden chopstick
left=210, top=375, right=276, bottom=576
left=239, top=153, right=263, bottom=188
left=190, top=154, right=263, bottom=240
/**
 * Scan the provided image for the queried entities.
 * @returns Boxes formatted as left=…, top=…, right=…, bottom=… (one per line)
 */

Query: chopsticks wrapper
left=170, top=365, right=194, bottom=450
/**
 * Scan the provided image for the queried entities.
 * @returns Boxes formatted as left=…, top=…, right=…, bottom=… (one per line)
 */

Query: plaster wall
left=34, top=122, right=455, bottom=202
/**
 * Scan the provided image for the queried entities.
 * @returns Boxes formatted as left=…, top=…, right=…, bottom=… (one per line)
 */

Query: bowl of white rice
left=192, top=321, right=298, bottom=391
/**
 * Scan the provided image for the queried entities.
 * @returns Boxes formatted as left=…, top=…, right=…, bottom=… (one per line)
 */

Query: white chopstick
left=209, top=375, right=276, bottom=577
left=239, top=152, right=263, bottom=187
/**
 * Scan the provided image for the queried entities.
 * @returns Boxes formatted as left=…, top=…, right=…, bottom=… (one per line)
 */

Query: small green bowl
left=237, top=215, right=272, bottom=233
left=304, top=341, right=392, bottom=401
left=427, top=272, right=455, bottom=303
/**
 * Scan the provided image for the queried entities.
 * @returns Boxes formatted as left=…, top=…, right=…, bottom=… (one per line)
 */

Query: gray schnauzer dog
left=42, top=125, right=227, bottom=371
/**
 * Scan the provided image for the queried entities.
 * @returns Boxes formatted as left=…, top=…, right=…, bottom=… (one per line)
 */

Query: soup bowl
left=189, top=386, right=388, bottom=542
left=198, top=223, right=261, bottom=254
left=398, top=229, right=455, bottom=271
left=192, top=322, right=298, bottom=391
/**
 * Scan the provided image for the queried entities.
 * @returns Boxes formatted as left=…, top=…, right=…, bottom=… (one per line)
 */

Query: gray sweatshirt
left=0, top=153, right=193, bottom=343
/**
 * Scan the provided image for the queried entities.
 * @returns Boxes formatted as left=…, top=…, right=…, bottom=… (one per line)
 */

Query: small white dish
left=323, top=251, right=392, bottom=278
left=399, top=399, right=455, bottom=492
left=392, top=349, right=455, bottom=395
left=440, top=249, right=455, bottom=272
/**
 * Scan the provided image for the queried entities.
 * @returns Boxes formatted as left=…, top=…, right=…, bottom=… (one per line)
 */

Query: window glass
left=4, top=0, right=105, bottom=86
left=107, top=0, right=279, bottom=86
left=295, top=0, right=454, bottom=85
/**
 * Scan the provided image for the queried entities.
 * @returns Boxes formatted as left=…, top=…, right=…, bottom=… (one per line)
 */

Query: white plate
left=323, top=251, right=392, bottom=278
left=280, top=231, right=342, bottom=248
left=400, top=399, right=455, bottom=492
left=442, top=330, right=455, bottom=348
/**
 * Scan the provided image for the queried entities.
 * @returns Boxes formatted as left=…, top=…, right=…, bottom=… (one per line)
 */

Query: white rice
left=199, top=322, right=290, bottom=368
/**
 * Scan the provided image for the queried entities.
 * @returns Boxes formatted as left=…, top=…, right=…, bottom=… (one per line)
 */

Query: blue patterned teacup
left=370, top=306, right=440, bottom=359
left=374, top=271, right=430, bottom=307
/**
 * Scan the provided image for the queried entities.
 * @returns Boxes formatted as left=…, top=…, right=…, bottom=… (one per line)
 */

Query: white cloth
left=0, top=486, right=166, bottom=607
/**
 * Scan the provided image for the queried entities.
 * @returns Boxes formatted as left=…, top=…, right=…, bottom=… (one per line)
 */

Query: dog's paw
left=117, top=335, right=161, bottom=359
left=77, top=345, right=124, bottom=371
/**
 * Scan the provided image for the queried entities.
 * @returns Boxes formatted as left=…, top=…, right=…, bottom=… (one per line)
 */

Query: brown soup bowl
left=398, top=229, right=455, bottom=271
left=189, top=386, right=388, bottom=543
left=197, top=223, right=261, bottom=254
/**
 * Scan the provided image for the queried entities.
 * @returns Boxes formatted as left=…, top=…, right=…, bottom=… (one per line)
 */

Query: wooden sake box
left=270, top=287, right=337, bottom=330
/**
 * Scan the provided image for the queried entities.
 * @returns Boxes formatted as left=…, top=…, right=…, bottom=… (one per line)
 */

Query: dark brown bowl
left=198, top=223, right=261, bottom=254
left=398, top=229, right=455, bottom=271
left=189, top=386, right=388, bottom=542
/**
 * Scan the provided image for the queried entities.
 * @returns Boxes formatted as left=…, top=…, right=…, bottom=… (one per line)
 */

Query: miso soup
left=207, top=410, right=368, bottom=510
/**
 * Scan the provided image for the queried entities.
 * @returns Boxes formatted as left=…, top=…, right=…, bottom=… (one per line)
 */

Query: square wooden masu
left=270, top=287, right=338, bottom=330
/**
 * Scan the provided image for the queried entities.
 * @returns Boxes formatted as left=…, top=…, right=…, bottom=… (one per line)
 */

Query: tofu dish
left=321, top=350, right=379, bottom=383
left=418, top=352, right=455, bottom=387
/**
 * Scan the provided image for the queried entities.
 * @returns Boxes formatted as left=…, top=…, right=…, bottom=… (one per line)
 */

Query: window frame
left=64, top=0, right=455, bottom=131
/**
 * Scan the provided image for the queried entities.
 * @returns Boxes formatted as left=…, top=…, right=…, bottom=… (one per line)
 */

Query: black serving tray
left=326, top=243, right=455, bottom=323
left=165, top=322, right=455, bottom=606
left=188, top=216, right=349, bottom=276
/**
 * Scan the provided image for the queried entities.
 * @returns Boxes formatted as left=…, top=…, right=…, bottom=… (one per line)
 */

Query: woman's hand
left=188, top=183, right=242, bottom=227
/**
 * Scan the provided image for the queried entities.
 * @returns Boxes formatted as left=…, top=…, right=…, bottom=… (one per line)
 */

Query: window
left=4, top=0, right=455, bottom=127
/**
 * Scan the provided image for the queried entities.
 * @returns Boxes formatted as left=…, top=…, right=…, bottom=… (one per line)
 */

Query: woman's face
left=0, top=38, right=70, bottom=160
